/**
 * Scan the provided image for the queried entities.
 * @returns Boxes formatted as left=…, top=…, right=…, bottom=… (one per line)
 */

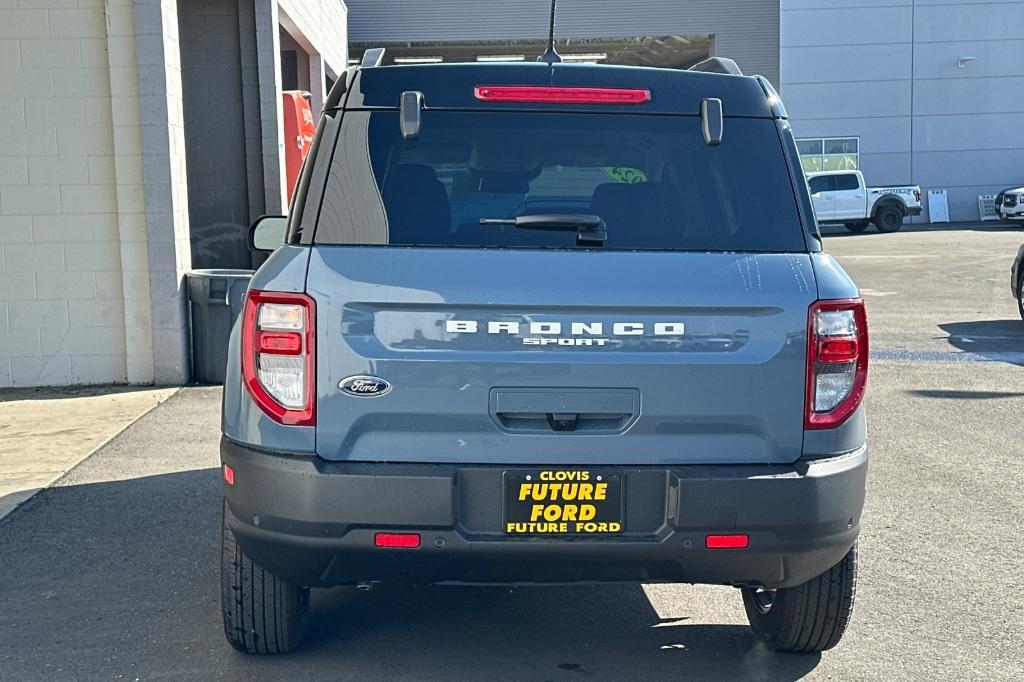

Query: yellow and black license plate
left=503, top=470, right=623, bottom=535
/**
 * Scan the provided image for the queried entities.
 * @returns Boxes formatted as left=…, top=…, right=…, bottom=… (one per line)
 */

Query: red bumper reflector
left=474, top=85, right=651, bottom=104
left=223, top=464, right=235, bottom=486
left=706, top=534, right=749, bottom=549
left=374, top=533, right=421, bottom=549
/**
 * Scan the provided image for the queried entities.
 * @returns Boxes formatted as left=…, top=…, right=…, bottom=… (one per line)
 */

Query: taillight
left=806, top=299, right=868, bottom=429
left=474, top=85, right=651, bottom=104
left=241, top=289, right=315, bottom=426
left=914, top=190, right=921, bottom=202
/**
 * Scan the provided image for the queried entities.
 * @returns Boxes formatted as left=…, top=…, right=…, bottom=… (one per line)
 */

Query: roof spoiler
left=688, top=57, right=743, bottom=76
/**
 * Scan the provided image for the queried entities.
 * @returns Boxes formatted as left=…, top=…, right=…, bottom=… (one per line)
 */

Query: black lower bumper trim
left=221, top=438, right=867, bottom=589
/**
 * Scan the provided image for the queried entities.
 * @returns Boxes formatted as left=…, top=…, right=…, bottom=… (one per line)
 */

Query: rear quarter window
left=314, top=110, right=807, bottom=252
left=808, top=176, right=831, bottom=194
left=833, top=174, right=859, bottom=191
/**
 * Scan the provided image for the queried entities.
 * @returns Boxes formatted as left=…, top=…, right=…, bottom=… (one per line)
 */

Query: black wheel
left=221, top=500, right=309, bottom=654
left=742, top=544, right=857, bottom=653
left=873, top=205, right=904, bottom=232
left=844, top=222, right=869, bottom=233
left=1017, top=274, right=1024, bottom=322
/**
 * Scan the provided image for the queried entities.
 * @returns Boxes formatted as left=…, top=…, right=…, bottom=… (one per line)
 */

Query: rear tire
left=1016, top=274, right=1024, bottom=321
left=221, top=500, right=310, bottom=654
left=873, top=205, right=904, bottom=233
left=844, top=222, right=869, bottom=233
left=742, top=544, right=857, bottom=653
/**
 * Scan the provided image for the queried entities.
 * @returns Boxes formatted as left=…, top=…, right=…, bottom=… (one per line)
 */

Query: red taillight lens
left=914, top=190, right=921, bottom=202
left=818, top=336, right=858, bottom=363
left=706, top=534, right=749, bottom=549
left=806, top=299, right=868, bottom=429
left=374, top=533, right=421, bottom=549
left=474, top=85, right=651, bottom=104
left=223, top=464, right=235, bottom=486
left=241, top=290, right=316, bottom=426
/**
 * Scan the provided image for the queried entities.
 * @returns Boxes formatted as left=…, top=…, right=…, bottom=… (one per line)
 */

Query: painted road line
left=872, top=350, right=1024, bottom=363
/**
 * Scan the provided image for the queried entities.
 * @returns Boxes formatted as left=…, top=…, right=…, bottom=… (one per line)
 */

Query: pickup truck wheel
left=741, top=544, right=857, bottom=652
left=873, top=205, right=904, bottom=232
left=221, top=500, right=310, bottom=654
left=844, top=222, right=869, bottom=233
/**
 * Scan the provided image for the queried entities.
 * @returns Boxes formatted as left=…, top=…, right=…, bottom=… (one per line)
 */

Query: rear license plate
left=504, top=470, right=623, bottom=536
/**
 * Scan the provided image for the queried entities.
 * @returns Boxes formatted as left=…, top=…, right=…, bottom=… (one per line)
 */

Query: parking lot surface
left=1, top=225, right=1022, bottom=680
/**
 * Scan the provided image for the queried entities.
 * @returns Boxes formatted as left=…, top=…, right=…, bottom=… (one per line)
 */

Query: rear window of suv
left=314, top=110, right=806, bottom=252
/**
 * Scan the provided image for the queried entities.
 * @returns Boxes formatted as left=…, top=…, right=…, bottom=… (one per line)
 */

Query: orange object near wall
left=282, top=91, right=317, bottom=204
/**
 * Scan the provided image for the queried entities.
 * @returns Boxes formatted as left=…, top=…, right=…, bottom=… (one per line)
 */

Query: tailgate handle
left=491, top=389, right=639, bottom=434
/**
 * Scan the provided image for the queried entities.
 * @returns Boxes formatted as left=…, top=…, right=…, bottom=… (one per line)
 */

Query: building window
left=796, top=137, right=859, bottom=173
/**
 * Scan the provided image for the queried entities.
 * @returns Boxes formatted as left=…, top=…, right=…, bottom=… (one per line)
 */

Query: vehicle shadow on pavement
left=938, top=320, right=1024, bottom=365
left=0, top=469, right=820, bottom=681
left=296, top=583, right=820, bottom=680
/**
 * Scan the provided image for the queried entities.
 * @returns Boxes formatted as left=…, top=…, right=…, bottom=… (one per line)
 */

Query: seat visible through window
left=589, top=182, right=684, bottom=248
left=382, top=164, right=451, bottom=242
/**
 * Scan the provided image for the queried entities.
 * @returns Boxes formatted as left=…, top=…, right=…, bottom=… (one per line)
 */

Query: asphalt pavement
left=1, top=224, right=1023, bottom=680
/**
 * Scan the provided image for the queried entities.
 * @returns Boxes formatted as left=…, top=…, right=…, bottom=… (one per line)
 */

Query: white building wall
left=781, top=0, right=1024, bottom=221
left=0, top=0, right=192, bottom=388
left=346, top=0, right=780, bottom=85
left=0, top=0, right=129, bottom=387
left=255, top=0, right=348, bottom=215
left=278, top=0, right=348, bottom=77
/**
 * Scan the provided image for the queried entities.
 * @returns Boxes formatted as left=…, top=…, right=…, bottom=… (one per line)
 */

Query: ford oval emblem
left=339, top=375, right=392, bottom=397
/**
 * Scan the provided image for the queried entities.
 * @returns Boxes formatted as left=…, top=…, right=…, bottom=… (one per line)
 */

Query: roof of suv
left=341, top=62, right=780, bottom=118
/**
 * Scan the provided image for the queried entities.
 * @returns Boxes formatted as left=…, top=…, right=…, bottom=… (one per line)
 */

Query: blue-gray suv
left=220, top=58, right=869, bottom=655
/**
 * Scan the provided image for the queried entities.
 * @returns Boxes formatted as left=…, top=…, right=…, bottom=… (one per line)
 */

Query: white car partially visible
left=997, top=187, right=1024, bottom=222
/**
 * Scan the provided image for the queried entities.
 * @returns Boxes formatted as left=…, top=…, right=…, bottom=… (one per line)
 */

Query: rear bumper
left=906, top=205, right=922, bottom=216
left=221, top=437, right=867, bottom=589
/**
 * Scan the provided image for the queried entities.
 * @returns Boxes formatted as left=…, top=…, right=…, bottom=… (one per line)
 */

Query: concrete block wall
left=0, top=0, right=193, bottom=388
left=132, top=0, right=193, bottom=385
left=107, top=0, right=156, bottom=385
left=0, top=0, right=129, bottom=387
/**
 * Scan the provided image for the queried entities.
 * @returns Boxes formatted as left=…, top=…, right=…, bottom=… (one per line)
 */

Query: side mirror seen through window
left=248, top=215, right=288, bottom=253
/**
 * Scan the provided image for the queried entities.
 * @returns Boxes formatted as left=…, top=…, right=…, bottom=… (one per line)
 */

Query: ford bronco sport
left=220, top=57, right=868, bottom=655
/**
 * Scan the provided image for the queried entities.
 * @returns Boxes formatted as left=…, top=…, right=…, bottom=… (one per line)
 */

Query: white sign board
left=978, top=195, right=998, bottom=221
left=928, top=190, right=949, bottom=223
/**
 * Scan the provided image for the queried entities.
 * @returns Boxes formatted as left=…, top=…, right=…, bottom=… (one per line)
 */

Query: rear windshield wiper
left=480, top=214, right=607, bottom=244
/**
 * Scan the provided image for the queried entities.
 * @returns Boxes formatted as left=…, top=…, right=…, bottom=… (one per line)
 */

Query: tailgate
left=308, top=247, right=816, bottom=465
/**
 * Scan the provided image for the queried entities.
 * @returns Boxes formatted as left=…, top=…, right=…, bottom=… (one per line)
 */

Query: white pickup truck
left=807, top=170, right=922, bottom=233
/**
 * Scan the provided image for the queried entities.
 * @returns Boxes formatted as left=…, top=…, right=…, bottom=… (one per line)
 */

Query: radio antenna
left=538, top=0, right=562, bottom=64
